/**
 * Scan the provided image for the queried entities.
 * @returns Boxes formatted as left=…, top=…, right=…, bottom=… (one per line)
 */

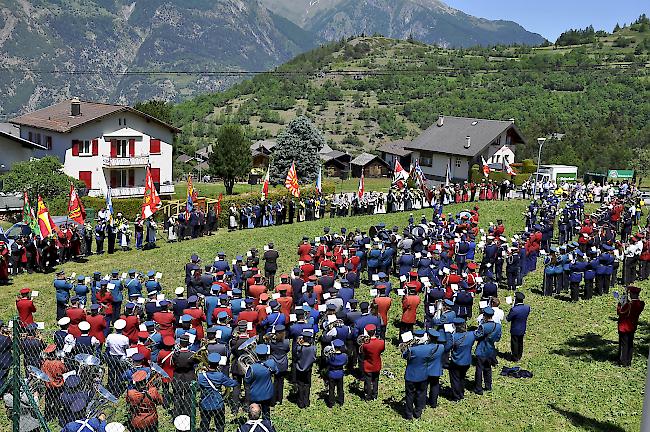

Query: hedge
left=470, top=166, right=529, bottom=186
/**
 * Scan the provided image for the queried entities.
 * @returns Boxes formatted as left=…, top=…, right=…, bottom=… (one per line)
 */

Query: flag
left=358, top=172, right=365, bottom=199
left=22, top=191, right=33, bottom=226
left=262, top=167, right=270, bottom=200
left=481, top=157, right=491, bottom=178
left=504, top=160, right=517, bottom=176
left=285, top=161, right=300, bottom=198
left=216, top=193, right=223, bottom=217
left=413, top=160, right=434, bottom=202
left=106, top=188, right=114, bottom=222
left=67, top=183, right=86, bottom=224
left=392, top=160, right=408, bottom=190
left=142, top=166, right=162, bottom=218
left=316, top=165, right=322, bottom=195
left=186, top=174, right=194, bottom=215
left=445, top=161, right=452, bottom=186
left=37, top=195, right=58, bottom=239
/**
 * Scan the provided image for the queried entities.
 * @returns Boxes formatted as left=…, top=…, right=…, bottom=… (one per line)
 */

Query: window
left=116, top=139, right=128, bottom=157
left=455, top=159, right=462, bottom=168
left=419, top=151, right=433, bottom=167
left=506, top=135, right=512, bottom=145
left=79, top=140, right=91, bottom=155
left=79, top=171, right=92, bottom=189
left=150, top=139, right=161, bottom=154
left=110, top=169, right=132, bottom=188
left=45, top=136, right=52, bottom=150
left=495, top=136, right=501, bottom=146
left=35, top=133, right=41, bottom=145
left=28, top=131, right=32, bottom=142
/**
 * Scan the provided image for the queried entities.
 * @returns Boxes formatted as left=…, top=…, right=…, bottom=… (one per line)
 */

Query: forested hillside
left=171, top=18, right=650, bottom=173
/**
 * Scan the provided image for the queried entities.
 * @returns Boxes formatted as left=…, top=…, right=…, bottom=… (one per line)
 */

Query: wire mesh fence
left=0, top=318, right=278, bottom=432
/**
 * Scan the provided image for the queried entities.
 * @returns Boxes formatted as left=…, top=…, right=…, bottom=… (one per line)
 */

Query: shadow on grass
left=550, top=332, right=618, bottom=363
left=382, top=395, right=404, bottom=417
left=549, top=404, right=626, bottom=432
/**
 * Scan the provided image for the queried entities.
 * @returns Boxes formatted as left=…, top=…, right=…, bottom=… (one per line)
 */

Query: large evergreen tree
left=269, top=116, right=325, bottom=184
left=208, top=124, right=251, bottom=195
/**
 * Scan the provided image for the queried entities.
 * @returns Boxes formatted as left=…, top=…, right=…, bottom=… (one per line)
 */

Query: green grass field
left=173, top=177, right=391, bottom=200
left=1, top=200, right=647, bottom=432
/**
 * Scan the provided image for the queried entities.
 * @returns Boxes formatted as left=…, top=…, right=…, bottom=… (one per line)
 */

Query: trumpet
left=263, top=332, right=276, bottom=344
left=398, top=338, right=417, bottom=354
left=356, top=334, right=370, bottom=345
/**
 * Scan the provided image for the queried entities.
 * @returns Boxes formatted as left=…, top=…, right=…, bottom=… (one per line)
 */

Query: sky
left=444, top=0, right=648, bottom=41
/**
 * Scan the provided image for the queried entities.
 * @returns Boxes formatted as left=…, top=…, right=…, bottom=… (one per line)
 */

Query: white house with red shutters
left=10, top=98, right=178, bottom=199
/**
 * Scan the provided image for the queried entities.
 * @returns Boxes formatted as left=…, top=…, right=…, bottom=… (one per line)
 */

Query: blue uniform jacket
left=474, top=321, right=501, bottom=358
left=367, top=249, right=381, bottom=269
left=198, top=370, right=237, bottom=410
left=426, top=343, right=445, bottom=377
left=205, top=296, right=219, bottom=326
left=403, top=344, right=432, bottom=383
left=506, top=304, right=530, bottom=336
left=109, top=278, right=123, bottom=302
left=54, top=279, right=72, bottom=302
left=245, top=359, right=278, bottom=402
left=62, top=418, right=107, bottom=432
left=398, top=254, right=414, bottom=276
left=450, top=330, right=476, bottom=366
left=124, top=278, right=142, bottom=297
left=326, top=351, right=348, bottom=379
left=144, top=280, right=161, bottom=294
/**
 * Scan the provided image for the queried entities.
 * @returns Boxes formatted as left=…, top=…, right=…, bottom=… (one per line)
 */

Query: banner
left=22, top=192, right=40, bottom=237
left=504, top=160, right=517, bottom=176
left=186, top=174, right=195, bottom=215
left=216, top=193, right=223, bottom=217
left=106, top=188, right=114, bottom=223
left=262, top=167, right=270, bottom=200
left=37, top=195, right=58, bottom=239
left=142, top=166, right=162, bottom=218
left=316, top=165, right=322, bottom=196
left=285, top=161, right=300, bottom=198
left=358, top=172, right=365, bottom=199
left=481, top=157, right=491, bottom=178
left=391, top=160, right=408, bottom=190
left=67, top=183, right=86, bottom=224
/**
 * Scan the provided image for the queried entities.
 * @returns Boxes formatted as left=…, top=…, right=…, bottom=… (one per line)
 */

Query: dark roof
left=377, top=140, right=413, bottom=157
left=351, top=152, right=388, bottom=167
left=320, top=150, right=349, bottom=163
left=250, top=140, right=276, bottom=153
left=10, top=99, right=181, bottom=134
left=405, top=116, right=526, bottom=157
left=194, top=161, right=210, bottom=171
left=0, top=123, right=47, bottom=150
left=0, top=195, right=24, bottom=211
left=176, top=154, right=193, bottom=164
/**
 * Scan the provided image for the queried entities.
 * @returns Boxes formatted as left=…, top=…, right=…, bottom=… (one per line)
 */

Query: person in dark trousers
left=506, top=292, right=531, bottom=362
left=325, top=339, right=348, bottom=408
left=617, top=285, right=645, bottom=367
left=473, top=307, right=501, bottom=395
left=448, top=317, right=476, bottom=401
left=293, top=329, right=316, bottom=408
left=263, top=243, right=280, bottom=288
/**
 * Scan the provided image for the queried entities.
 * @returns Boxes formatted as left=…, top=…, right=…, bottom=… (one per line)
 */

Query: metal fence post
left=190, top=381, right=197, bottom=431
left=11, top=318, right=20, bottom=432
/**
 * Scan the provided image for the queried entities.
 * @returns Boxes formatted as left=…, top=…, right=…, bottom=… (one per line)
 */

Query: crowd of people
left=0, top=178, right=647, bottom=432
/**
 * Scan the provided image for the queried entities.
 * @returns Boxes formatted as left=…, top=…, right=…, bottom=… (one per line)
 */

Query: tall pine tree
left=269, top=116, right=325, bottom=184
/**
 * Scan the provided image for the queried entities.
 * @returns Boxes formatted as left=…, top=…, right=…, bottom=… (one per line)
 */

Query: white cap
left=78, top=321, right=90, bottom=332
left=58, top=317, right=71, bottom=326
left=114, top=319, right=126, bottom=330
left=174, top=415, right=191, bottom=431
left=175, top=287, right=185, bottom=295
left=106, top=423, right=126, bottom=432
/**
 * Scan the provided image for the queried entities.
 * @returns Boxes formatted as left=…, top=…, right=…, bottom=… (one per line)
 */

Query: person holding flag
left=262, top=167, right=270, bottom=201
left=142, top=166, right=161, bottom=250
left=358, top=171, right=365, bottom=200
left=285, top=161, right=300, bottom=198
left=67, top=183, right=86, bottom=225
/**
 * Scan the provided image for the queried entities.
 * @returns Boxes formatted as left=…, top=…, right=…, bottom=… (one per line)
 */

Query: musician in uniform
left=506, top=292, right=531, bottom=362
left=61, top=413, right=108, bottom=432
left=126, top=369, right=163, bottom=432
left=448, top=317, right=475, bottom=401
left=473, top=307, right=502, bottom=395
left=400, top=285, right=420, bottom=335
left=105, top=319, right=130, bottom=396
left=268, top=325, right=289, bottom=405
left=59, top=375, right=91, bottom=427
left=263, top=243, right=280, bottom=288
left=402, top=329, right=429, bottom=420
left=293, top=329, right=316, bottom=408
left=244, top=344, right=279, bottom=419
left=324, top=339, right=347, bottom=408
left=359, top=324, right=384, bottom=401
left=236, top=403, right=277, bottom=432
left=617, top=285, right=645, bottom=366
left=197, top=353, right=237, bottom=432
left=172, top=334, right=200, bottom=417
left=41, top=343, right=66, bottom=421
left=16, top=288, right=36, bottom=326
left=54, top=270, right=73, bottom=320
left=425, top=329, right=446, bottom=408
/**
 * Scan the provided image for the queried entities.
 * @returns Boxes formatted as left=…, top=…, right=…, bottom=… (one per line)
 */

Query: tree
left=628, top=148, right=650, bottom=186
left=208, top=124, right=251, bottom=195
left=133, top=100, right=174, bottom=125
left=1, top=156, right=85, bottom=199
left=269, top=116, right=325, bottom=185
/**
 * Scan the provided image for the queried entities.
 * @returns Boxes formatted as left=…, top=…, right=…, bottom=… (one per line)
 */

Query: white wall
left=0, top=137, right=34, bottom=172
left=19, top=111, right=174, bottom=198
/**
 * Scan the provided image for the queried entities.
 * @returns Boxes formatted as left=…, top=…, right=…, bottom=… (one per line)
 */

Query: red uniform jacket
left=617, top=300, right=645, bottom=333
left=66, top=307, right=86, bottom=338
left=373, top=297, right=392, bottom=327
left=121, top=315, right=140, bottom=344
left=96, top=292, right=114, bottom=316
left=248, top=284, right=267, bottom=306
left=86, top=313, right=107, bottom=344
left=297, top=244, right=312, bottom=262
left=157, top=349, right=174, bottom=383
left=277, top=296, right=293, bottom=321
left=183, top=307, right=206, bottom=340
left=401, top=295, right=420, bottom=324
left=300, top=263, right=315, bottom=282
left=152, top=311, right=175, bottom=339
left=275, top=283, right=293, bottom=299
left=237, top=310, right=259, bottom=336
left=361, top=338, right=385, bottom=373
left=16, top=298, right=36, bottom=325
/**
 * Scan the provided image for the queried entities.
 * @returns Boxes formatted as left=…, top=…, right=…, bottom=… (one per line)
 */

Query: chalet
left=378, top=139, right=413, bottom=171
left=195, top=145, right=213, bottom=162
left=320, top=144, right=351, bottom=178
left=351, top=152, right=391, bottom=178
left=0, top=123, right=47, bottom=173
left=404, top=115, right=526, bottom=182
left=250, top=140, right=276, bottom=168
left=176, top=154, right=194, bottom=164
left=487, top=145, right=516, bottom=170
left=10, top=98, right=179, bottom=198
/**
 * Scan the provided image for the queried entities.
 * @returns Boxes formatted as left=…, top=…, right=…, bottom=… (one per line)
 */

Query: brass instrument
left=323, top=318, right=343, bottom=332
left=262, top=332, right=276, bottom=344
left=75, top=353, right=104, bottom=384
left=356, top=335, right=370, bottom=345
left=398, top=338, right=418, bottom=354
left=27, top=366, right=50, bottom=395
left=236, top=337, right=259, bottom=375
left=192, top=341, right=209, bottom=368
left=86, top=384, right=118, bottom=421
left=433, top=299, right=444, bottom=321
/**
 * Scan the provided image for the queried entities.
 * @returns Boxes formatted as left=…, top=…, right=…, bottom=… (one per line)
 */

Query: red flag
left=358, top=172, right=365, bottom=199
left=284, top=161, right=300, bottom=198
left=216, top=193, right=223, bottom=217
left=481, top=157, right=491, bottom=178
left=67, top=183, right=86, bottom=224
left=37, top=195, right=59, bottom=239
left=142, top=166, right=161, bottom=218
left=262, top=167, right=270, bottom=200
left=392, top=159, right=408, bottom=190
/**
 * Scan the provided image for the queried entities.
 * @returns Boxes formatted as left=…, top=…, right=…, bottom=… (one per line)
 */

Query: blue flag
left=106, top=188, right=114, bottom=221
left=316, top=165, right=322, bottom=195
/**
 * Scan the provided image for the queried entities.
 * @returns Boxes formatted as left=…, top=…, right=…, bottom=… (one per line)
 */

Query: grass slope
left=0, top=200, right=647, bottom=431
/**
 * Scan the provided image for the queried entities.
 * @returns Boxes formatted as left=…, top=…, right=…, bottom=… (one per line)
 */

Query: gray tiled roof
left=377, top=140, right=413, bottom=157
left=351, top=152, right=381, bottom=166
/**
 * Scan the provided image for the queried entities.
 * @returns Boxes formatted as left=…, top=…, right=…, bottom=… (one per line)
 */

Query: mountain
left=263, top=0, right=547, bottom=47
left=0, top=0, right=316, bottom=117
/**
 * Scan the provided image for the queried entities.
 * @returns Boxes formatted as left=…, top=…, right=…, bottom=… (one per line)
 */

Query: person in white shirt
left=105, top=319, right=130, bottom=396
left=477, top=298, right=505, bottom=325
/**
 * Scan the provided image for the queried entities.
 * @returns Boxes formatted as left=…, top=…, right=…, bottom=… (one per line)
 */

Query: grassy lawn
left=0, top=200, right=646, bottom=431
left=173, top=177, right=391, bottom=200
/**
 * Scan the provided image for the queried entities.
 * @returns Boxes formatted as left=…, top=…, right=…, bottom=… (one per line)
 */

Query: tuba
left=356, top=334, right=370, bottom=346
left=236, top=337, right=258, bottom=375
left=433, top=299, right=444, bottom=320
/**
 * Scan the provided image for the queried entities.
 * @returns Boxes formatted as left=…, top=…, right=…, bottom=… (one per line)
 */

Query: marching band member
left=126, top=370, right=163, bottom=432
left=473, top=307, right=502, bottom=395
left=16, top=288, right=36, bottom=325
left=197, top=353, right=237, bottom=432
left=245, top=344, right=279, bottom=418
left=617, top=285, right=645, bottom=367
left=359, top=324, right=384, bottom=401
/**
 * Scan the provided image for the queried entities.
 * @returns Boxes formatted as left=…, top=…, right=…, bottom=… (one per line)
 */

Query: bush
left=470, top=166, right=527, bottom=186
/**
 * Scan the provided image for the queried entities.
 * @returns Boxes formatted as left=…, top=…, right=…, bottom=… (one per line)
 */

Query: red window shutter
left=150, top=139, right=161, bottom=154
left=110, top=140, right=118, bottom=158
left=79, top=171, right=92, bottom=189
left=92, top=139, right=98, bottom=156
left=128, top=169, right=135, bottom=187
left=129, top=139, right=135, bottom=157
left=151, top=167, right=160, bottom=184
left=110, top=171, right=118, bottom=188
left=71, top=140, right=80, bottom=156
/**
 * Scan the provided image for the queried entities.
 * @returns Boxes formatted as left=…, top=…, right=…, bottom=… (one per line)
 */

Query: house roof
left=405, top=116, right=526, bottom=157
left=176, top=154, right=193, bottom=164
left=377, top=140, right=413, bottom=157
left=196, top=145, right=213, bottom=157
left=194, top=161, right=210, bottom=171
left=0, top=123, right=47, bottom=150
left=351, top=152, right=387, bottom=167
left=320, top=150, right=349, bottom=163
left=9, top=99, right=181, bottom=134
left=250, top=140, right=276, bottom=153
